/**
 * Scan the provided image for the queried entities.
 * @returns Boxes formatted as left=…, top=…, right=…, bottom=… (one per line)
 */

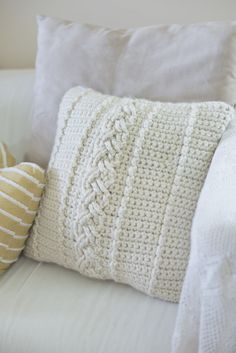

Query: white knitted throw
left=25, top=87, right=232, bottom=302
left=172, top=119, right=236, bottom=353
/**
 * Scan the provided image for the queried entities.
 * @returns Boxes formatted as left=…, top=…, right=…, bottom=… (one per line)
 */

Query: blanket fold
left=172, top=119, right=236, bottom=353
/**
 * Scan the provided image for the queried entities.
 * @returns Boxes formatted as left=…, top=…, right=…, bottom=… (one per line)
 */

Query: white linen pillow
left=24, top=86, right=233, bottom=302
left=27, top=16, right=236, bottom=167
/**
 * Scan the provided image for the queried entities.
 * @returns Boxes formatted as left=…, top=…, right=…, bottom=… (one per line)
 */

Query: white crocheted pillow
left=25, top=87, right=233, bottom=302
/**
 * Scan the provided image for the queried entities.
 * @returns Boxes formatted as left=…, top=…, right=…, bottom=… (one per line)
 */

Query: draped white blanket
left=172, top=119, right=236, bottom=353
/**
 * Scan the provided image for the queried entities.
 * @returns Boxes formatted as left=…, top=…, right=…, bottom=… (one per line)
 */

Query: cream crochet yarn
left=25, top=87, right=231, bottom=302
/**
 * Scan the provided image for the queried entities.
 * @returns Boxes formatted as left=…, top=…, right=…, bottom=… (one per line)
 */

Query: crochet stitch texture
left=25, top=87, right=231, bottom=302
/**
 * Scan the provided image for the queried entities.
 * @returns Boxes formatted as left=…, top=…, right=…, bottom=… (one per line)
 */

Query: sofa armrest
left=0, top=69, right=35, bottom=162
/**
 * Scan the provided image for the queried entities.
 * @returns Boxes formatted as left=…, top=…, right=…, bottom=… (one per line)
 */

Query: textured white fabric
left=0, top=70, right=34, bottom=162
left=172, top=119, right=236, bottom=353
left=25, top=86, right=232, bottom=302
left=0, top=256, right=178, bottom=353
left=28, top=16, right=236, bottom=167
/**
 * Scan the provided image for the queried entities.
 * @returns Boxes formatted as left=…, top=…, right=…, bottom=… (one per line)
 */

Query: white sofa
left=0, top=70, right=178, bottom=353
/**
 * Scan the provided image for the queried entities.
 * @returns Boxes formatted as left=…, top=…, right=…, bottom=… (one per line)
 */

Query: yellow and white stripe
left=0, top=144, right=45, bottom=273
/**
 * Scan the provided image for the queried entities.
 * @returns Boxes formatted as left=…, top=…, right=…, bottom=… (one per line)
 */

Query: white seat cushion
left=0, top=256, right=177, bottom=353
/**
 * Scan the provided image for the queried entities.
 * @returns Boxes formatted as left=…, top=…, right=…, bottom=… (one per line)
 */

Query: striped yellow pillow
left=0, top=143, right=45, bottom=273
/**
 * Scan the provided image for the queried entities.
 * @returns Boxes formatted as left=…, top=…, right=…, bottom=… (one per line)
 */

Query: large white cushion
left=28, top=16, right=236, bottom=167
left=25, top=86, right=232, bottom=302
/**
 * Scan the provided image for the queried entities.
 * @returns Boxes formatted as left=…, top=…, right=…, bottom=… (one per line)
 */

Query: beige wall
left=1, top=0, right=236, bottom=69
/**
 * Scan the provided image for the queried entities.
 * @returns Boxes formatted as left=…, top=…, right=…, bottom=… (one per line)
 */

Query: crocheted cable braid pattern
left=24, top=87, right=231, bottom=302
